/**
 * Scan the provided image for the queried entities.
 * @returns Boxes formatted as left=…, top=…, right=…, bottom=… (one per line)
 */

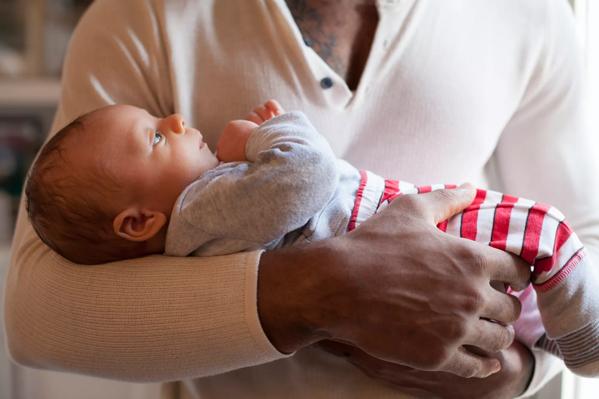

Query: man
left=5, top=0, right=597, bottom=397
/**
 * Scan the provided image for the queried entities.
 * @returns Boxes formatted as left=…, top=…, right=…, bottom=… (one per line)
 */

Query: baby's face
left=82, top=104, right=219, bottom=214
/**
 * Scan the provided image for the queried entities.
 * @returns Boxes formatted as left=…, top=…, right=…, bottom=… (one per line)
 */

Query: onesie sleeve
left=3, top=0, right=290, bottom=383
left=165, top=112, right=339, bottom=256
left=488, top=1, right=599, bottom=396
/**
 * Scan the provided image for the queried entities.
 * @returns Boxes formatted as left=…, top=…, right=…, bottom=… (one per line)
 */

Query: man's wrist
left=256, top=239, right=343, bottom=353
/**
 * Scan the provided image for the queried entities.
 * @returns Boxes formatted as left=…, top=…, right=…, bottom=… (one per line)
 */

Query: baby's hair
left=25, top=111, right=152, bottom=264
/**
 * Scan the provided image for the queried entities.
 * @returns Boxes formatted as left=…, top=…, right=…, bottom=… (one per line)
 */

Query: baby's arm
left=165, top=109, right=339, bottom=256
left=216, top=100, right=284, bottom=162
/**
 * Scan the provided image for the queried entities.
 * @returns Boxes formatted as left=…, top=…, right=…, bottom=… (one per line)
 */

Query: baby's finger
left=254, top=105, right=272, bottom=121
left=265, top=99, right=284, bottom=116
left=245, top=111, right=263, bottom=125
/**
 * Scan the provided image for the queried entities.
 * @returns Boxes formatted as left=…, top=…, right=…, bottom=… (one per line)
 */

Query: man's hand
left=258, top=186, right=530, bottom=378
left=318, top=340, right=535, bottom=399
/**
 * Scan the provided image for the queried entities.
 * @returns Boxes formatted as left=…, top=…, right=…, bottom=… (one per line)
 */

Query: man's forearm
left=257, top=240, right=340, bottom=353
left=256, top=187, right=529, bottom=378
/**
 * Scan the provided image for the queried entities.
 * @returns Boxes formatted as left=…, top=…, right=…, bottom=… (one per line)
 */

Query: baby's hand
left=217, top=100, right=285, bottom=162
left=245, top=99, right=284, bottom=125
left=216, top=120, right=257, bottom=162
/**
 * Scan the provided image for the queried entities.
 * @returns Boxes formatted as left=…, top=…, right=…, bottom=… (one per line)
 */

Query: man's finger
left=478, top=245, right=530, bottom=290
left=480, top=286, right=522, bottom=324
left=465, top=319, right=515, bottom=353
left=441, top=347, right=501, bottom=378
left=419, top=187, right=477, bottom=224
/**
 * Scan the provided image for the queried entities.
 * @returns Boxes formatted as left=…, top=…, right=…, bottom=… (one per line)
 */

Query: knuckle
left=460, top=289, right=484, bottom=316
left=396, top=193, right=421, bottom=211
left=463, top=246, right=487, bottom=277
left=490, top=326, right=514, bottom=351
left=433, top=345, right=453, bottom=368
left=445, top=320, right=468, bottom=342
left=417, top=344, right=450, bottom=370
left=499, top=325, right=515, bottom=349
left=459, top=364, right=478, bottom=379
left=433, top=188, right=457, bottom=203
left=441, top=357, right=477, bottom=378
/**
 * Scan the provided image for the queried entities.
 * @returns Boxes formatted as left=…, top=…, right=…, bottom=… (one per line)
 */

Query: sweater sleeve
left=488, top=1, right=599, bottom=396
left=165, top=112, right=338, bottom=256
left=3, top=0, right=288, bottom=382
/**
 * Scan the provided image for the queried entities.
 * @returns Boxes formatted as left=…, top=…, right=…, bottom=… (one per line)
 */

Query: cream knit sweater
left=5, top=0, right=599, bottom=397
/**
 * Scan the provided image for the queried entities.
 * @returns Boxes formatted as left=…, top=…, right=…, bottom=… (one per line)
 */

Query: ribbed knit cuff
left=243, top=250, right=294, bottom=359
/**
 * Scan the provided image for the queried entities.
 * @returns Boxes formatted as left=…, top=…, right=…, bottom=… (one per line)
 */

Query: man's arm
left=319, top=2, right=594, bottom=396
left=4, top=0, right=289, bottom=381
left=4, top=0, right=529, bottom=382
left=258, top=186, right=530, bottom=378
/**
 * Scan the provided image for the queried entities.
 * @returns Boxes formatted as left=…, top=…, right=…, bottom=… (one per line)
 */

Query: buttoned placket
left=271, top=0, right=413, bottom=110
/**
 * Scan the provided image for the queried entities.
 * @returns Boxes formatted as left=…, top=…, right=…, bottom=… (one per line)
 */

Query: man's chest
left=285, top=0, right=378, bottom=90
left=184, top=0, right=529, bottom=172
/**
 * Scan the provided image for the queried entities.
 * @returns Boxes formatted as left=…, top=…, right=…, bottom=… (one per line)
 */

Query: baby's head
left=26, top=104, right=218, bottom=264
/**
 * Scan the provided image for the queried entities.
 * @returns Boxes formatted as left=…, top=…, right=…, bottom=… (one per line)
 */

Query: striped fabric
left=349, top=174, right=586, bottom=288
left=537, top=321, right=599, bottom=371
left=348, top=171, right=599, bottom=376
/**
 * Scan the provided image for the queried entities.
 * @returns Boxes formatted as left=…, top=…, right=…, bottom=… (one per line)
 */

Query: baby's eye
left=152, top=130, right=164, bottom=146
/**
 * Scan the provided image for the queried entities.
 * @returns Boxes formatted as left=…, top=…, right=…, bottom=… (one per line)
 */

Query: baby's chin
left=204, top=150, right=219, bottom=168
left=211, top=153, right=220, bottom=166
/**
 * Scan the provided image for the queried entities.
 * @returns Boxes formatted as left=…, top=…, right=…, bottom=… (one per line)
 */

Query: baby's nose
left=165, top=114, right=185, bottom=134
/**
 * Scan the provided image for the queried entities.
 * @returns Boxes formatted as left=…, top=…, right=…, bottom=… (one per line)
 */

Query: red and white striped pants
left=347, top=170, right=585, bottom=289
left=348, top=170, right=599, bottom=370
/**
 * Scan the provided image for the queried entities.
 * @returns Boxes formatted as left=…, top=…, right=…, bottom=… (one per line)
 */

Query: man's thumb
left=425, top=183, right=477, bottom=224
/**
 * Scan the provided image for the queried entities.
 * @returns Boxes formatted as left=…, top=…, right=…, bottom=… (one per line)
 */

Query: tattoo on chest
left=285, top=0, right=378, bottom=90
left=285, top=0, right=348, bottom=79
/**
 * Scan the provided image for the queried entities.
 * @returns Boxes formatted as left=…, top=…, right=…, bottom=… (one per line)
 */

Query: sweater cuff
left=515, top=346, right=563, bottom=398
left=243, top=250, right=294, bottom=360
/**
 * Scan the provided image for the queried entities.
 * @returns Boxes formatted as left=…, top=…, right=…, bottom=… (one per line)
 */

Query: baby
left=26, top=100, right=599, bottom=377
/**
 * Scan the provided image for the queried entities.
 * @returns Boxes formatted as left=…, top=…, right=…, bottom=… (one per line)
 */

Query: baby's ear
left=113, top=207, right=167, bottom=242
